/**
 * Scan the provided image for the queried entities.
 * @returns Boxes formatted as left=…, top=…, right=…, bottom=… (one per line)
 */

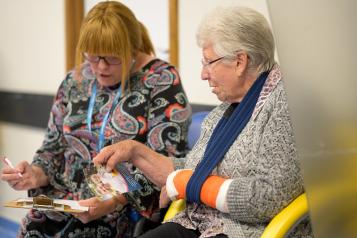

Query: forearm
left=131, top=142, right=174, bottom=187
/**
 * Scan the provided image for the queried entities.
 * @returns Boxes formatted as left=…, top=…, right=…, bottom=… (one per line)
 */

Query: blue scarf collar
left=186, top=71, right=269, bottom=203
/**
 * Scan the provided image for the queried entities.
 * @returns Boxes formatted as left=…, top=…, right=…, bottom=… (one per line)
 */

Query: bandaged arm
left=166, top=169, right=233, bottom=213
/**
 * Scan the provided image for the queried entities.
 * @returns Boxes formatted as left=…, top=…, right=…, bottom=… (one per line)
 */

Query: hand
left=159, top=186, right=171, bottom=208
left=75, top=197, right=119, bottom=224
left=0, top=160, right=45, bottom=190
left=94, top=139, right=173, bottom=187
left=93, top=140, right=139, bottom=172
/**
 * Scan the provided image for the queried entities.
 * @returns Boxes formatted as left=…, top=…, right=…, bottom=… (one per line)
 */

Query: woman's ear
left=236, top=52, right=248, bottom=68
left=235, top=52, right=249, bottom=76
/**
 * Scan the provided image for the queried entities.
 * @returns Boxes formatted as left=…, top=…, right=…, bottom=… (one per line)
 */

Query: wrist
left=130, top=140, right=139, bottom=160
left=130, top=140, right=147, bottom=164
left=112, top=195, right=127, bottom=212
left=31, top=165, right=49, bottom=188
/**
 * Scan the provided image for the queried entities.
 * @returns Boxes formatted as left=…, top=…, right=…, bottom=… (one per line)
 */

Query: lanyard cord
left=87, top=59, right=136, bottom=152
left=87, top=80, right=122, bottom=152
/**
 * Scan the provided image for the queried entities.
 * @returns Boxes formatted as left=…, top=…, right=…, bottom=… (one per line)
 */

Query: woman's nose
left=201, top=68, right=209, bottom=81
left=97, top=58, right=109, bottom=69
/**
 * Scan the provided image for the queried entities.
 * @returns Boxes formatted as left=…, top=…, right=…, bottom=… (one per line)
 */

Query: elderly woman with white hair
left=94, top=6, right=312, bottom=238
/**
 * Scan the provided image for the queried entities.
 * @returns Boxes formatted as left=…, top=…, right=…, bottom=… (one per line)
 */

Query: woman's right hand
left=93, top=140, right=173, bottom=187
left=0, top=160, right=48, bottom=191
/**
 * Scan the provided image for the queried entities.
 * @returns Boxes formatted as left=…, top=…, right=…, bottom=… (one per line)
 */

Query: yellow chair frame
left=261, top=193, right=308, bottom=238
left=164, top=193, right=308, bottom=238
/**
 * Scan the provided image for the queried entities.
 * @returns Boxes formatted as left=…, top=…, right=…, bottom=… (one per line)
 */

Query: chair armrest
left=163, top=199, right=186, bottom=222
left=261, top=193, right=308, bottom=238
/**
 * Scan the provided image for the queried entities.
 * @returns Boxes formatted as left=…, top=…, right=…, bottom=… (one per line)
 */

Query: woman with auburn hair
left=1, top=1, right=191, bottom=237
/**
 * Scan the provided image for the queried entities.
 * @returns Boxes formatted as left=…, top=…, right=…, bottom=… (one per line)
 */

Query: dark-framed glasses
left=201, top=56, right=226, bottom=68
left=83, top=53, right=121, bottom=65
left=201, top=51, right=242, bottom=69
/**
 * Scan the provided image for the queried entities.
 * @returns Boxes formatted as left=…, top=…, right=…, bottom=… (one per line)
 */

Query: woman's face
left=86, top=54, right=123, bottom=87
left=201, top=45, right=248, bottom=103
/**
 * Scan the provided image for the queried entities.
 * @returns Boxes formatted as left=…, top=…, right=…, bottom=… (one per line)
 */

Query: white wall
left=0, top=0, right=65, bottom=94
left=0, top=0, right=270, bottom=223
left=0, top=0, right=64, bottom=222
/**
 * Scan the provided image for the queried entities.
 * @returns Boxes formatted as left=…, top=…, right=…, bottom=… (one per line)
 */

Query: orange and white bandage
left=166, top=169, right=233, bottom=213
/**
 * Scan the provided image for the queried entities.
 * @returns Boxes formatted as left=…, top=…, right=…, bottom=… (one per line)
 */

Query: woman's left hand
left=159, top=186, right=171, bottom=208
left=75, top=197, right=117, bottom=224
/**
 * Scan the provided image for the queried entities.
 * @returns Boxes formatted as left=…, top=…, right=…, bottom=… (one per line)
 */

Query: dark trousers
left=139, top=222, right=228, bottom=238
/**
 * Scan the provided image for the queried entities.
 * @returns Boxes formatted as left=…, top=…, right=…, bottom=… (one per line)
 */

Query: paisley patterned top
left=29, top=59, right=191, bottom=213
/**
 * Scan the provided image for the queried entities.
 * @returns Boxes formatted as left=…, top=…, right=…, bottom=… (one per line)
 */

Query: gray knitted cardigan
left=171, top=65, right=312, bottom=237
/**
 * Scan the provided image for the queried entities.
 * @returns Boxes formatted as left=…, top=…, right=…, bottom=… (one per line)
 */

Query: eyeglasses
left=201, top=56, right=226, bottom=69
left=83, top=53, right=121, bottom=65
left=201, top=51, right=242, bottom=69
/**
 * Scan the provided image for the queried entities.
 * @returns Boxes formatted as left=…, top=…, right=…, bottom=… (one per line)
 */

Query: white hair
left=197, top=6, right=275, bottom=73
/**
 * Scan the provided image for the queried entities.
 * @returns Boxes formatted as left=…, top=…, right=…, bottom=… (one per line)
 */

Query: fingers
left=75, top=199, right=102, bottom=224
left=1, top=160, right=29, bottom=182
left=74, top=209, right=91, bottom=224
left=16, top=161, right=30, bottom=174
left=78, top=197, right=100, bottom=207
left=8, top=180, right=19, bottom=188
left=74, top=196, right=120, bottom=224
left=94, top=146, right=119, bottom=172
left=159, top=186, right=171, bottom=208
left=93, top=141, right=135, bottom=172
left=1, top=167, right=23, bottom=181
left=93, top=146, right=115, bottom=166
left=1, top=164, right=37, bottom=191
left=105, top=151, right=120, bottom=172
left=1, top=168, right=27, bottom=190
left=8, top=179, right=27, bottom=190
left=73, top=199, right=94, bottom=224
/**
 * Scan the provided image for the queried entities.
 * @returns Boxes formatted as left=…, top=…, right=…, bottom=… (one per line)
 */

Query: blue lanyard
left=87, top=80, right=122, bottom=152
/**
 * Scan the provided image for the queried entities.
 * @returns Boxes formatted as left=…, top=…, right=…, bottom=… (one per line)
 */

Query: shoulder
left=145, top=58, right=178, bottom=74
left=56, top=63, right=94, bottom=100
left=253, top=80, right=290, bottom=124
left=141, top=59, right=180, bottom=85
left=252, top=64, right=288, bottom=120
left=61, top=63, right=93, bottom=85
left=266, top=80, right=289, bottom=112
left=144, top=59, right=179, bottom=77
left=264, top=64, right=287, bottom=103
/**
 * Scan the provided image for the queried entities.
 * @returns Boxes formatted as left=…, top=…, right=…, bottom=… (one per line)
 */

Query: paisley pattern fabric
left=18, top=59, right=191, bottom=238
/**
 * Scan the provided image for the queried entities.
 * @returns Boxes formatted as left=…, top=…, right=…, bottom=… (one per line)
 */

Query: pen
left=3, top=157, right=23, bottom=178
